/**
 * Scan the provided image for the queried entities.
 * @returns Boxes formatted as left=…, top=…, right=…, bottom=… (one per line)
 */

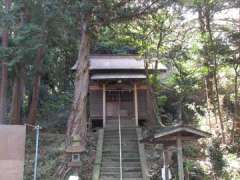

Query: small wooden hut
left=142, top=125, right=211, bottom=180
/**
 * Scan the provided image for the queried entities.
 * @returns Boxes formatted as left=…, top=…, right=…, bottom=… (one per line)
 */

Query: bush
left=208, top=138, right=226, bottom=178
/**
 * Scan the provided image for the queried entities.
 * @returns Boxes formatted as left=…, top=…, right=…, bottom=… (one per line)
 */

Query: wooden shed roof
left=154, top=125, right=211, bottom=139
left=142, top=125, right=211, bottom=144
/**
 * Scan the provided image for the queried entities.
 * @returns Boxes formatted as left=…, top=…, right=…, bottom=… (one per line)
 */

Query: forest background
left=0, top=0, right=239, bottom=179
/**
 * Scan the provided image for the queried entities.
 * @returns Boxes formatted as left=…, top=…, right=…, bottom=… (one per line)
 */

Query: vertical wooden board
left=138, top=89, right=147, bottom=118
left=0, top=125, right=26, bottom=180
left=89, top=90, right=103, bottom=117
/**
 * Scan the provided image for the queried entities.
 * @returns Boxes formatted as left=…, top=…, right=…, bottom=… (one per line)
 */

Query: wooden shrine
left=88, top=55, right=167, bottom=129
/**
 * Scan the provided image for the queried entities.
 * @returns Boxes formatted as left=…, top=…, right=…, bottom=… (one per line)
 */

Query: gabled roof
left=72, top=55, right=168, bottom=71
left=154, top=125, right=211, bottom=139
left=89, top=55, right=145, bottom=70
left=142, top=125, right=211, bottom=144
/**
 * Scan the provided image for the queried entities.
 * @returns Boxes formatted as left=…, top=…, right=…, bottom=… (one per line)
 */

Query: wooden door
left=106, top=90, right=134, bottom=127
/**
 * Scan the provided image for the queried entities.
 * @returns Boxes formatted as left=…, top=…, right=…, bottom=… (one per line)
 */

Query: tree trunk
left=0, top=61, right=8, bottom=124
left=10, top=2, right=29, bottom=125
left=232, top=66, right=239, bottom=142
left=66, top=22, right=91, bottom=150
left=0, top=0, right=11, bottom=124
left=197, top=6, right=215, bottom=112
left=27, top=47, right=44, bottom=125
left=205, top=6, right=226, bottom=143
left=10, top=65, right=25, bottom=124
left=205, top=79, right=212, bottom=131
left=0, top=30, right=10, bottom=124
left=198, top=3, right=226, bottom=142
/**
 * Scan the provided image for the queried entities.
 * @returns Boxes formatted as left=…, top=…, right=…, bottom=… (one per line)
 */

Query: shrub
left=208, top=138, right=226, bottom=178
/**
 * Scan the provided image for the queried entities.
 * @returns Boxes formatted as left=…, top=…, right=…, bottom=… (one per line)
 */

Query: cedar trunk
left=27, top=47, right=44, bottom=125
left=0, top=0, right=12, bottom=124
left=66, top=22, right=91, bottom=150
left=0, top=33, right=9, bottom=124
left=10, top=65, right=25, bottom=124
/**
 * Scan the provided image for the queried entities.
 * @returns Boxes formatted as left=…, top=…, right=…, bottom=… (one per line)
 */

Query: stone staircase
left=100, top=128, right=143, bottom=180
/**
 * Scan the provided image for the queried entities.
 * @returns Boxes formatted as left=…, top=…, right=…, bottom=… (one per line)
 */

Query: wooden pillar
left=103, top=84, right=106, bottom=128
left=134, top=83, right=138, bottom=126
left=177, top=136, right=184, bottom=180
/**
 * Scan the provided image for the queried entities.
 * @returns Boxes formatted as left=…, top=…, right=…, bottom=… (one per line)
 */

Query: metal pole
left=134, top=84, right=138, bottom=127
left=118, top=92, right=123, bottom=180
left=103, top=84, right=106, bottom=128
left=33, top=125, right=40, bottom=180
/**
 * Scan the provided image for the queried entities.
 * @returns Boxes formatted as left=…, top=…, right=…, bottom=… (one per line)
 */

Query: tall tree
left=0, top=0, right=11, bottom=124
left=10, top=2, right=30, bottom=124
left=10, top=64, right=25, bottom=124
left=27, top=47, right=45, bottom=125
left=197, top=0, right=226, bottom=142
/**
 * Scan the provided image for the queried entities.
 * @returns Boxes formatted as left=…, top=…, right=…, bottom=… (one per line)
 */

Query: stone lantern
left=65, top=135, right=85, bottom=168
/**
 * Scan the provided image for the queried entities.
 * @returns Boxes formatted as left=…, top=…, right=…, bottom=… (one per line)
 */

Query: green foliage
left=157, top=95, right=168, bottom=106
left=0, top=0, right=239, bottom=178
left=184, top=160, right=210, bottom=180
left=208, top=138, right=226, bottom=177
left=183, top=144, right=201, bottom=159
left=24, top=132, right=65, bottom=180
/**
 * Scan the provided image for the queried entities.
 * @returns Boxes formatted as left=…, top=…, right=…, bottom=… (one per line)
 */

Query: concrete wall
left=0, top=125, right=26, bottom=180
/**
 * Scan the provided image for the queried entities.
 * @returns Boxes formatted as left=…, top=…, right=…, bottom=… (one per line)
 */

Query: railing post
left=103, top=84, right=106, bottom=128
left=34, top=125, right=41, bottom=180
left=134, top=84, right=138, bottom=126
left=118, top=93, right=123, bottom=180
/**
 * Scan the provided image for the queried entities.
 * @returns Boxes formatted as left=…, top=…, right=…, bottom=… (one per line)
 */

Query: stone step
left=102, top=161, right=141, bottom=168
left=104, top=132, right=136, bottom=137
left=104, top=131, right=137, bottom=135
left=100, top=128, right=143, bottom=180
left=105, top=131, right=137, bottom=134
left=103, top=142, right=138, bottom=145
left=100, top=178, right=143, bottom=180
left=102, top=152, right=140, bottom=158
left=102, top=157, right=140, bottom=162
left=106, top=121, right=135, bottom=125
left=103, top=145, right=139, bottom=149
left=101, top=172, right=142, bottom=178
left=104, top=130, right=137, bottom=133
left=104, top=138, right=138, bottom=141
left=103, top=145, right=138, bottom=152
left=103, top=150, right=139, bottom=154
left=101, top=166, right=142, bottom=173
